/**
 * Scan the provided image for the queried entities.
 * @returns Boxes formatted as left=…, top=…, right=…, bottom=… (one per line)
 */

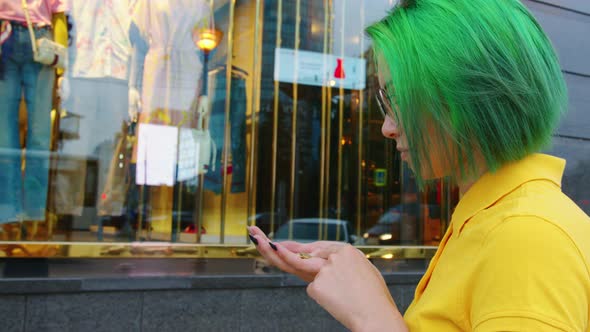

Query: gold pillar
left=269, top=0, right=283, bottom=235
left=356, top=0, right=366, bottom=238
left=287, top=0, right=301, bottom=239
left=220, top=0, right=237, bottom=243
left=246, top=0, right=264, bottom=240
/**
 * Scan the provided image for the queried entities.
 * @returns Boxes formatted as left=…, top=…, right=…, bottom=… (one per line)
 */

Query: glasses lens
left=376, top=92, right=387, bottom=118
left=377, top=89, right=396, bottom=121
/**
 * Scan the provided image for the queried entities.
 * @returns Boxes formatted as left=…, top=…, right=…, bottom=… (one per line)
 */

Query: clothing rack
left=208, top=64, right=248, bottom=78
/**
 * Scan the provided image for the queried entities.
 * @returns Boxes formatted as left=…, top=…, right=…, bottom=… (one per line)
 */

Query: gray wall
left=0, top=273, right=419, bottom=332
left=524, top=0, right=590, bottom=214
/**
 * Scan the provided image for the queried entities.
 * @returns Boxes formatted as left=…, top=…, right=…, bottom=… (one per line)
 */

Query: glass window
left=0, top=0, right=475, bottom=259
left=0, top=0, right=584, bottom=284
left=274, top=219, right=351, bottom=243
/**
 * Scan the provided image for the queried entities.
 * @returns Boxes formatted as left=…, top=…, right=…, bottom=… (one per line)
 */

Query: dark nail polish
left=248, top=234, right=258, bottom=245
left=269, top=242, right=277, bottom=251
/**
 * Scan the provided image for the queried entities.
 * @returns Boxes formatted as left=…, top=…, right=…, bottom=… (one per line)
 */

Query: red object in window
left=334, top=58, right=345, bottom=79
left=183, top=225, right=207, bottom=234
left=223, top=164, right=233, bottom=175
left=101, top=193, right=107, bottom=201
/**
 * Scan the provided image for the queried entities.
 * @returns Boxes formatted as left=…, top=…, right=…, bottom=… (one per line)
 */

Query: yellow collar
left=451, top=153, right=565, bottom=236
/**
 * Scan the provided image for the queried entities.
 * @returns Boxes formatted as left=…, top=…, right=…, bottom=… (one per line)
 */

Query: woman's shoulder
left=484, top=187, right=590, bottom=267
left=476, top=180, right=590, bottom=260
left=493, top=179, right=590, bottom=235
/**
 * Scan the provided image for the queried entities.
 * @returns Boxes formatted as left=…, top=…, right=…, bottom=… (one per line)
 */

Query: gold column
left=270, top=0, right=283, bottom=235
left=247, top=0, right=264, bottom=239
left=322, top=0, right=333, bottom=240
left=288, top=0, right=301, bottom=239
left=336, top=0, right=346, bottom=234
left=356, top=0, right=366, bottom=238
left=318, top=0, right=329, bottom=231
left=220, top=0, right=236, bottom=244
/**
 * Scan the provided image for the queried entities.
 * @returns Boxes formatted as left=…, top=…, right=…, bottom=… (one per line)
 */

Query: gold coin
left=299, top=252, right=312, bottom=259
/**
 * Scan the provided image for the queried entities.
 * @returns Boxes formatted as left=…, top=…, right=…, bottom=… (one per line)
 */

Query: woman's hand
left=248, top=226, right=407, bottom=331
left=306, top=244, right=408, bottom=332
left=247, top=225, right=345, bottom=282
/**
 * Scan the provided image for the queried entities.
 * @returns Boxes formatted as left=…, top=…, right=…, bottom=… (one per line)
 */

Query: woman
left=249, top=0, right=590, bottom=331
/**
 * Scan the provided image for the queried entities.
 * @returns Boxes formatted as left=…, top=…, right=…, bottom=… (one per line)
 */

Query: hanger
left=208, top=64, right=248, bottom=78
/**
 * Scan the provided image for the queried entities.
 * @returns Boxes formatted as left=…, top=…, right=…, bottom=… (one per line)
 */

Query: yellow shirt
left=404, top=154, right=590, bottom=331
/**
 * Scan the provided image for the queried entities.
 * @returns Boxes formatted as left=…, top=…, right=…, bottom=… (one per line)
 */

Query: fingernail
left=249, top=234, right=258, bottom=245
left=269, top=242, right=277, bottom=251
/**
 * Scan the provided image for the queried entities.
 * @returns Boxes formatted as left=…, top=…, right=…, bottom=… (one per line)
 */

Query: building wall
left=0, top=272, right=419, bottom=332
left=523, top=0, right=590, bottom=214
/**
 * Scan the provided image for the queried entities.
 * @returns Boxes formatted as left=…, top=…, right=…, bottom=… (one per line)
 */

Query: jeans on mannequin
left=0, top=25, right=55, bottom=223
left=204, top=70, right=247, bottom=194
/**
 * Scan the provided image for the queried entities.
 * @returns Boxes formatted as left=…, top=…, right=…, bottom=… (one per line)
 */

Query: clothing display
left=0, top=0, right=63, bottom=27
left=129, top=0, right=208, bottom=116
left=177, top=126, right=215, bottom=182
left=95, top=129, right=131, bottom=217
left=55, top=0, right=135, bottom=216
left=127, top=0, right=214, bottom=240
left=0, top=0, right=66, bottom=223
left=66, top=0, right=136, bottom=80
left=204, top=67, right=247, bottom=194
left=404, top=154, right=590, bottom=331
left=130, top=0, right=210, bottom=183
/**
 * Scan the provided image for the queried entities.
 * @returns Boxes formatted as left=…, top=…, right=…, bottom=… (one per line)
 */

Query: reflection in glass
left=0, top=0, right=461, bottom=253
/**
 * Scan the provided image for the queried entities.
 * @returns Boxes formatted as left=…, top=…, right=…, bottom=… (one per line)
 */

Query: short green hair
left=366, top=0, right=567, bottom=185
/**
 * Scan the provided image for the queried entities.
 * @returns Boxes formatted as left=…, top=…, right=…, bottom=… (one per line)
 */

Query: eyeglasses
left=399, top=0, right=416, bottom=9
left=376, top=88, right=399, bottom=122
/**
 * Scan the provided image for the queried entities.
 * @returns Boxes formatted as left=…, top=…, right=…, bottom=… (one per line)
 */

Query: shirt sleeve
left=50, top=0, right=67, bottom=13
left=131, top=1, right=149, bottom=39
left=128, top=21, right=148, bottom=90
left=471, top=216, right=589, bottom=332
left=128, top=1, right=150, bottom=90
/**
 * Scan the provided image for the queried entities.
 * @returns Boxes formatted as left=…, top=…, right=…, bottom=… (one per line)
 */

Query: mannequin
left=128, top=0, right=209, bottom=123
left=129, top=0, right=211, bottom=238
left=55, top=0, right=136, bottom=235
left=0, top=0, right=67, bottom=229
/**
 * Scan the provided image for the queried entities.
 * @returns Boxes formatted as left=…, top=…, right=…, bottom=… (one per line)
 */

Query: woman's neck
left=457, top=154, right=488, bottom=197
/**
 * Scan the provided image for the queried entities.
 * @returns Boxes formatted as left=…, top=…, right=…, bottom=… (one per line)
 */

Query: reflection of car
left=363, top=203, right=442, bottom=245
left=272, top=218, right=357, bottom=244
left=248, top=212, right=288, bottom=235
left=363, top=206, right=403, bottom=245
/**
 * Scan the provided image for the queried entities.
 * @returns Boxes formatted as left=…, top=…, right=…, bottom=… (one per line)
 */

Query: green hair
left=366, top=0, right=567, bottom=186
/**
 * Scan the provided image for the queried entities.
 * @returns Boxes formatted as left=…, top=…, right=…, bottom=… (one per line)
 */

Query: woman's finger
left=247, top=225, right=270, bottom=240
left=251, top=236, right=324, bottom=282
left=281, top=241, right=346, bottom=256
left=278, top=241, right=313, bottom=253
left=312, top=243, right=354, bottom=259
left=274, top=242, right=326, bottom=275
left=251, top=235, right=300, bottom=273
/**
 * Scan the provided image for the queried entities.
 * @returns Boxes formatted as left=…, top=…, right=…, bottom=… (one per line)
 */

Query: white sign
left=274, top=48, right=366, bottom=90
left=136, top=124, right=178, bottom=187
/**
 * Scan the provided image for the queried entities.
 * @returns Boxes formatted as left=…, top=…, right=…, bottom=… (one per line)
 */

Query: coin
left=299, top=252, right=312, bottom=259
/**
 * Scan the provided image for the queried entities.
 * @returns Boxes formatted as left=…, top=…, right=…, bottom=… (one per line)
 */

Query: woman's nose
left=381, top=115, right=400, bottom=139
